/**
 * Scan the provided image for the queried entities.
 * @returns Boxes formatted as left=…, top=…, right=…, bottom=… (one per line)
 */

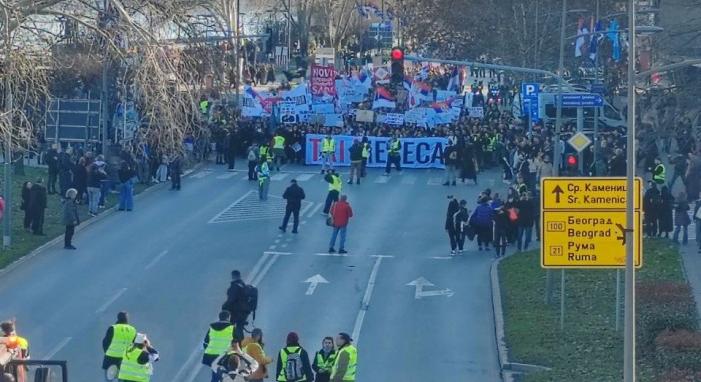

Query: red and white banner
left=311, top=65, right=337, bottom=99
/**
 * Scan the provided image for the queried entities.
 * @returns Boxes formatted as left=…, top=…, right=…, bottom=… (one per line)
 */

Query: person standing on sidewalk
left=29, top=178, right=47, bottom=235
left=516, top=192, right=535, bottom=252
left=170, top=155, right=182, bottom=191
left=62, top=188, right=80, bottom=250
left=279, top=179, right=305, bottom=233
left=348, top=140, right=363, bottom=185
left=673, top=191, right=691, bottom=245
left=46, top=144, right=59, bottom=195
left=118, top=161, right=136, bottom=212
left=328, top=194, right=353, bottom=254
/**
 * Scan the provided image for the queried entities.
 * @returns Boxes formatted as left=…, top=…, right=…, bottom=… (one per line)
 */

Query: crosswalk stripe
left=373, top=175, right=389, bottom=184
left=401, top=175, right=417, bottom=185
left=191, top=171, right=212, bottom=179
left=216, top=173, right=237, bottom=179
left=427, top=177, right=444, bottom=186
left=271, top=173, right=289, bottom=181
left=295, top=173, right=315, bottom=182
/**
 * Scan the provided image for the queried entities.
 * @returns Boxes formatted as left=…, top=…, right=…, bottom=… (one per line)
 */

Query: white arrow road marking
left=303, top=274, right=329, bottom=295
left=406, top=277, right=454, bottom=299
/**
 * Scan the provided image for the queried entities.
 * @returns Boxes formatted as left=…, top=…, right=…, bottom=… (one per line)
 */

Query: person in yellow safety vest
left=102, top=311, right=137, bottom=380
left=117, top=333, right=159, bottom=382
left=330, top=333, right=357, bottom=382
left=384, top=136, right=402, bottom=176
left=259, top=143, right=273, bottom=165
left=1, top=321, right=29, bottom=382
left=257, top=159, right=271, bottom=201
left=360, top=137, right=371, bottom=178
left=275, top=332, right=313, bottom=382
left=323, top=170, right=342, bottom=214
left=202, top=311, right=237, bottom=381
left=652, top=158, right=666, bottom=185
left=321, top=134, right=336, bottom=174
left=199, top=98, right=210, bottom=115
left=272, top=133, right=286, bottom=172
left=312, top=337, right=336, bottom=382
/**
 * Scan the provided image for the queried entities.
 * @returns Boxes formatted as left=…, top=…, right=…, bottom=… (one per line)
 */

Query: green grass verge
left=500, top=239, right=687, bottom=382
left=0, top=166, right=148, bottom=268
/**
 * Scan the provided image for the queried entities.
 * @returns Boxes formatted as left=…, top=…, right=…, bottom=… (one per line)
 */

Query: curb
left=490, top=251, right=552, bottom=382
left=0, top=163, right=205, bottom=277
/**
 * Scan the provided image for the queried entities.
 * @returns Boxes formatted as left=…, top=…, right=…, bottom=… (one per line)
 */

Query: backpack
left=247, top=149, right=257, bottom=161
left=244, top=284, right=258, bottom=320
left=284, top=348, right=304, bottom=381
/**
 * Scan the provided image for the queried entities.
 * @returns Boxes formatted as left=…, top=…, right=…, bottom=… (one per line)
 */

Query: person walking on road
left=221, top=270, right=252, bottom=342
left=272, top=131, right=286, bottom=171
left=202, top=311, right=237, bottom=381
left=118, top=161, right=136, bottom=211
left=321, top=133, right=335, bottom=173
left=493, top=204, right=510, bottom=258
left=453, top=200, right=470, bottom=255
left=275, top=332, right=313, bottom=382
left=516, top=192, right=535, bottom=252
left=247, top=143, right=259, bottom=181
left=62, top=188, right=80, bottom=250
left=348, top=140, right=363, bottom=185
left=211, top=341, right=258, bottom=382
left=329, top=194, right=353, bottom=254
left=384, top=135, right=402, bottom=176
left=102, top=311, right=137, bottom=381
left=29, top=178, right=47, bottom=235
left=673, top=191, right=691, bottom=245
left=323, top=170, right=342, bottom=214
left=443, top=141, right=458, bottom=186
left=471, top=196, right=494, bottom=251
left=329, top=333, right=357, bottom=382
left=257, top=158, right=271, bottom=201
left=312, top=337, right=336, bottom=382
left=242, top=328, right=272, bottom=382
left=117, top=333, right=159, bottom=382
left=445, top=195, right=460, bottom=255
left=279, top=179, right=305, bottom=233
left=360, top=137, right=370, bottom=178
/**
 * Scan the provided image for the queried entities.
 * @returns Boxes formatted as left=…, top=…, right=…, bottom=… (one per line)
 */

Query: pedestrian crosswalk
left=209, top=190, right=313, bottom=224
left=189, top=168, right=472, bottom=187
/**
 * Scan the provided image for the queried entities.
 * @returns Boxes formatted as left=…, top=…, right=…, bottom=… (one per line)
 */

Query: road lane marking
left=352, top=257, right=383, bottom=346
left=314, top=252, right=352, bottom=257
left=43, top=337, right=72, bottom=359
left=303, top=274, right=329, bottom=295
left=370, top=255, right=395, bottom=258
left=296, top=173, right=314, bottom=181
left=306, top=203, right=324, bottom=218
left=407, top=277, right=455, bottom=299
left=430, top=256, right=453, bottom=260
left=373, top=175, right=389, bottom=184
left=208, top=190, right=256, bottom=223
left=300, top=202, right=314, bottom=216
left=401, top=175, right=417, bottom=185
left=251, top=254, right=280, bottom=286
left=172, top=346, right=202, bottom=382
left=245, top=253, right=271, bottom=284
left=96, top=288, right=128, bottom=314
left=184, top=360, right=204, bottom=382
left=271, top=173, right=289, bottom=181
left=274, top=239, right=281, bottom=244
left=269, top=245, right=277, bottom=250
left=216, top=173, right=237, bottom=179
left=263, top=251, right=292, bottom=256
left=144, top=250, right=169, bottom=270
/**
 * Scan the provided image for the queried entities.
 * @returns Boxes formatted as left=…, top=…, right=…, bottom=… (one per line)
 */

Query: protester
left=445, top=195, right=460, bottom=255
left=247, top=143, right=259, bottom=181
left=443, top=141, right=459, bottom=186
left=280, top=179, right=305, bottom=234
left=221, top=270, right=253, bottom=342
left=118, top=161, right=136, bottom=212
left=202, top=311, right=236, bottom=380
left=20, top=181, right=32, bottom=231
left=46, top=144, right=59, bottom=194
left=330, top=333, right=357, bottom=382
left=211, top=342, right=258, bottom=382
left=470, top=196, right=494, bottom=251
left=62, top=188, right=80, bottom=250
left=516, top=192, right=535, bottom=252
left=170, top=155, right=182, bottom=190
left=644, top=181, right=661, bottom=238
left=28, top=178, right=47, bottom=235
left=275, top=332, right=313, bottom=382
left=493, top=204, right=510, bottom=258
left=257, top=158, right=271, bottom=201
left=384, top=135, right=402, bottom=176
left=328, top=194, right=353, bottom=254
left=323, top=170, right=342, bottom=214
left=673, top=191, right=691, bottom=245
left=242, top=328, right=272, bottom=382
left=453, top=200, right=470, bottom=255
left=348, top=139, right=363, bottom=185
left=74, top=157, right=88, bottom=204
left=87, top=159, right=106, bottom=216
left=312, top=337, right=336, bottom=382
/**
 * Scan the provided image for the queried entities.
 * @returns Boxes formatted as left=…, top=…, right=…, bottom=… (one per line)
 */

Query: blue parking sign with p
left=521, top=82, right=540, bottom=121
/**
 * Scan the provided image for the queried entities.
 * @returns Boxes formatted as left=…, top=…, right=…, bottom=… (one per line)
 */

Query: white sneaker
left=458, top=249, right=463, bottom=255
left=451, top=250, right=456, bottom=255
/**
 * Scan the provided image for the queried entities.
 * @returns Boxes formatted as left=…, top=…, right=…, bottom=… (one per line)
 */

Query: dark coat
left=87, top=164, right=107, bottom=188
left=223, top=279, right=248, bottom=321
left=445, top=199, right=459, bottom=230
left=516, top=199, right=535, bottom=227
left=675, top=201, right=691, bottom=227
left=349, top=143, right=363, bottom=161
left=275, top=346, right=314, bottom=382
left=62, top=198, right=79, bottom=225
left=29, top=184, right=47, bottom=213
left=659, top=189, right=674, bottom=232
left=470, top=203, right=494, bottom=227
left=283, top=183, right=306, bottom=209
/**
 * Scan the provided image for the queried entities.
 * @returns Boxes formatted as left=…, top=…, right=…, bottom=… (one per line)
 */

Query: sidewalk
left=680, top=243, right=701, bottom=323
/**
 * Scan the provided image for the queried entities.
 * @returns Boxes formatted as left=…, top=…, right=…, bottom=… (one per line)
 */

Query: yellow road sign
left=541, top=210, right=642, bottom=268
left=541, top=177, right=642, bottom=210
left=567, top=132, right=592, bottom=153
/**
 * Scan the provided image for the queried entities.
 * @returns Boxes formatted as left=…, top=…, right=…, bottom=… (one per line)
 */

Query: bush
left=656, top=368, right=701, bottom=382
left=654, top=330, right=701, bottom=372
left=637, top=282, right=698, bottom=346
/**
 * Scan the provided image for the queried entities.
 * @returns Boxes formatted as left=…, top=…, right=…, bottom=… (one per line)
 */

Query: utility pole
left=623, top=0, right=637, bottom=380
left=101, top=0, right=111, bottom=156
left=3, top=15, right=13, bottom=248
left=286, top=0, right=291, bottom=70
left=593, top=0, right=600, bottom=171
left=234, top=0, right=241, bottom=104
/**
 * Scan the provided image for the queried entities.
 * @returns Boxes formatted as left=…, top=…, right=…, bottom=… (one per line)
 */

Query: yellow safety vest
left=361, top=143, right=369, bottom=159
left=653, top=164, right=666, bottom=184
left=329, top=175, right=342, bottom=192
left=330, top=344, right=357, bottom=381
left=204, top=325, right=234, bottom=356
left=105, top=324, right=137, bottom=358
left=199, top=100, right=209, bottom=114
left=315, top=350, right=336, bottom=373
left=258, top=162, right=270, bottom=180
left=117, top=347, right=150, bottom=382
left=260, top=146, right=270, bottom=161
left=277, top=346, right=302, bottom=381
left=274, top=135, right=285, bottom=149
left=389, top=140, right=400, bottom=155
left=322, top=138, right=335, bottom=153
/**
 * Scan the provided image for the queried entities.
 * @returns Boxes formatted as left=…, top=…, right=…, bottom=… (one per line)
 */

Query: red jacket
left=331, top=201, right=353, bottom=227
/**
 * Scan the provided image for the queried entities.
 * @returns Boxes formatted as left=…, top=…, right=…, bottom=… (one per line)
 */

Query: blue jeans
left=517, top=226, right=533, bottom=251
left=696, top=222, right=701, bottom=250
left=673, top=225, right=688, bottom=244
left=258, top=178, right=270, bottom=200
left=87, top=187, right=101, bottom=214
left=119, top=180, right=134, bottom=210
left=99, top=179, right=111, bottom=206
left=329, top=226, right=347, bottom=250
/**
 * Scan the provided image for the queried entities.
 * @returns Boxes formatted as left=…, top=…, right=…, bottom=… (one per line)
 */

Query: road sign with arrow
left=406, top=277, right=454, bottom=299
left=303, top=274, right=329, bottom=295
left=540, top=177, right=643, bottom=269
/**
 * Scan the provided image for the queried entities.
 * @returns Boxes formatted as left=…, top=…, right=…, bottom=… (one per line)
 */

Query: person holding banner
left=348, top=140, right=363, bottom=185
left=384, top=136, right=402, bottom=176
left=272, top=131, right=286, bottom=171
left=360, top=137, right=371, bottom=178
left=321, top=134, right=335, bottom=173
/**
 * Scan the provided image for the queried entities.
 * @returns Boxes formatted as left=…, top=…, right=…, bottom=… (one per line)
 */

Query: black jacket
left=445, top=199, right=459, bottom=230
left=46, top=149, right=59, bottom=172
left=349, top=143, right=363, bottom=161
left=283, top=183, right=306, bottom=209
left=275, top=346, right=313, bottom=382
left=223, top=280, right=249, bottom=320
left=516, top=199, right=535, bottom=227
left=29, top=184, right=47, bottom=212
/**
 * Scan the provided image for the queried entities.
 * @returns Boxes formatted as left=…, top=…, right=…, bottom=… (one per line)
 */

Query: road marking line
left=251, top=254, right=280, bottom=286
left=172, top=346, right=202, bottom=382
left=370, top=255, right=395, bottom=258
left=306, top=203, right=324, bottom=218
left=216, top=173, right=237, bottom=179
left=269, top=245, right=277, bottom=250
left=184, top=362, right=204, bottom=382
left=430, top=256, right=453, bottom=260
left=281, top=244, right=288, bottom=248
left=296, top=173, right=314, bottom=181
left=352, top=257, right=383, bottom=346
left=208, top=190, right=255, bottom=224
left=144, top=250, right=169, bottom=270
left=300, top=202, right=314, bottom=216
left=263, top=251, right=293, bottom=256
left=96, top=288, right=128, bottom=314
left=373, top=176, right=389, bottom=184
left=244, top=253, right=270, bottom=284
left=314, top=252, right=351, bottom=257
left=274, top=239, right=281, bottom=244
left=271, top=173, right=289, bottom=181
left=43, top=337, right=72, bottom=359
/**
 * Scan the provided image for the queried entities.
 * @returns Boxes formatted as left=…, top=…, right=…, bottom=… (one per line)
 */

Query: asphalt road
left=0, top=163, right=503, bottom=382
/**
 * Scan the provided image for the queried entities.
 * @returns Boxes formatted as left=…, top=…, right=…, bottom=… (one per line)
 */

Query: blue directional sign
left=559, top=93, right=604, bottom=108
left=521, top=82, right=540, bottom=121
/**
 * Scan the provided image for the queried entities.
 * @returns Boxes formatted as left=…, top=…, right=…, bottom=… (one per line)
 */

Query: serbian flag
left=447, top=67, right=460, bottom=91
left=430, top=101, right=450, bottom=113
left=372, top=87, right=396, bottom=109
left=245, top=85, right=261, bottom=100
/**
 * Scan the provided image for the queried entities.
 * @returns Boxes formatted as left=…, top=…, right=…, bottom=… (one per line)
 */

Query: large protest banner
left=305, top=134, right=447, bottom=169
left=311, top=65, right=337, bottom=99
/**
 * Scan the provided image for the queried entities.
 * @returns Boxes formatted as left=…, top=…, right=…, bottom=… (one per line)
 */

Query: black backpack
left=243, top=284, right=258, bottom=320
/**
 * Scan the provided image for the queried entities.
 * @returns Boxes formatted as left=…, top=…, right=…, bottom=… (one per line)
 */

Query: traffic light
left=566, top=154, right=577, bottom=168
left=390, top=47, right=405, bottom=89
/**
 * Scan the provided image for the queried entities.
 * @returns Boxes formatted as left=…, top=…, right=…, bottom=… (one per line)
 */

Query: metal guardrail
left=7, top=360, right=68, bottom=382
